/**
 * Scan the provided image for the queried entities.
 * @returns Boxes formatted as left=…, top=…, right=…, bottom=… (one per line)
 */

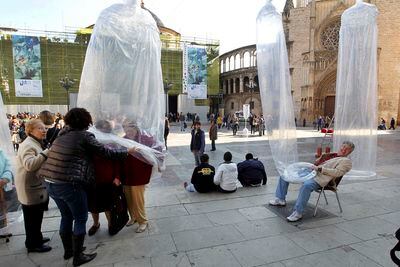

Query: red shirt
left=120, top=154, right=153, bottom=186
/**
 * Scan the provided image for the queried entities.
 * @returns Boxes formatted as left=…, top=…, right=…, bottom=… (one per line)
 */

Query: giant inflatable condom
left=77, top=0, right=165, bottom=172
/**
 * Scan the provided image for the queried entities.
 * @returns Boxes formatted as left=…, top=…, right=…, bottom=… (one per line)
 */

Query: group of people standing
left=1, top=108, right=156, bottom=266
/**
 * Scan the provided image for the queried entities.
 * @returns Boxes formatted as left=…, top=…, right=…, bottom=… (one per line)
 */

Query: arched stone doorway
left=315, top=70, right=336, bottom=118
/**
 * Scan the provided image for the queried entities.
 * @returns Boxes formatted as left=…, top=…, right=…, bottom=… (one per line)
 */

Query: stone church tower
left=286, top=0, right=400, bottom=125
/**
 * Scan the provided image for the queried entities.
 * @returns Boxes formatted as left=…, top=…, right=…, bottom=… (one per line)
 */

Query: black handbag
left=108, top=184, right=129, bottom=236
left=391, top=228, right=400, bottom=266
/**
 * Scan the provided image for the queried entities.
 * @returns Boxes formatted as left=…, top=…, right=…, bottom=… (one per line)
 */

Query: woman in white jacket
left=214, top=152, right=238, bottom=193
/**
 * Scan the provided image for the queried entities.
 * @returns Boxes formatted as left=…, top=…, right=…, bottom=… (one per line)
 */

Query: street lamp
left=245, top=78, right=258, bottom=112
left=59, top=75, right=77, bottom=111
left=163, top=78, right=173, bottom=115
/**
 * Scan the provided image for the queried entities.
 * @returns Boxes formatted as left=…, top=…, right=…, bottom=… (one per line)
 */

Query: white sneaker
left=268, top=198, right=286, bottom=206
left=287, top=211, right=302, bottom=222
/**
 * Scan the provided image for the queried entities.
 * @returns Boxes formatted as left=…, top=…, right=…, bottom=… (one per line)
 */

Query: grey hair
left=342, top=141, right=355, bottom=152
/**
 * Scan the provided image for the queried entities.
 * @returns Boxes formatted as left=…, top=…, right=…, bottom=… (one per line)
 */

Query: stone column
left=223, top=80, right=227, bottom=95
left=239, top=76, right=244, bottom=93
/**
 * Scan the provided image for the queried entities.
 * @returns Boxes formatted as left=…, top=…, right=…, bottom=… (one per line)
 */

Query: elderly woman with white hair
left=15, top=119, right=51, bottom=253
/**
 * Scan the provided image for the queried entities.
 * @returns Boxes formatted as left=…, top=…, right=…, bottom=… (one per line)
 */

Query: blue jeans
left=192, top=150, right=203, bottom=166
left=46, top=182, right=88, bottom=235
left=275, top=176, right=320, bottom=214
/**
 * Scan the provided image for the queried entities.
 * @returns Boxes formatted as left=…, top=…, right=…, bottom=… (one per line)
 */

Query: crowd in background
left=7, top=112, right=65, bottom=151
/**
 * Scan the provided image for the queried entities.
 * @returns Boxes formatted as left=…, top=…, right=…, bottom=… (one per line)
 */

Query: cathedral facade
left=288, top=0, right=400, bottom=124
left=220, top=0, right=400, bottom=125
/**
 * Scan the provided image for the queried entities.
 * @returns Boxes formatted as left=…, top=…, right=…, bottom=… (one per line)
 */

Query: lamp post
left=59, top=75, right=76, bottom=111
left=163, top=78, right=173, bottom=116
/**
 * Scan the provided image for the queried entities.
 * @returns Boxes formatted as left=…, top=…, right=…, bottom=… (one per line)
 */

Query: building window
left=321, top=19, right=341, bottom=50
left=235, top=54, right=241, bottom=69
left=244, top=52, right=250, bottom=68
left=231, top=102, right=234, bottom=110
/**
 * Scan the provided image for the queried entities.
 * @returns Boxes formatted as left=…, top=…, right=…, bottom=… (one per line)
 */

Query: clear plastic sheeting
left=0, top=94, right=14, bottom=172
left=77, top=0, right=165, bottom=170
left=282, top=162, right=316, bottom=184
left=333, top=0, right=378, bottom=178
left=0, top=93, right=22, bottom=231
left=88, top=126, right=164, bottom=175
left=256, top=0, right=298, bottom=176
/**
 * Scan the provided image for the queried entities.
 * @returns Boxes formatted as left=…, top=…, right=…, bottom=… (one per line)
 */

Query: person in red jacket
left=87, top=120, right=122, bottom=236
left=121, top=122, right=154, bottom=233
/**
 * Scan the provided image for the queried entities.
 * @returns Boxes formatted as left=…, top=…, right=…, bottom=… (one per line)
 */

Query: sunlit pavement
left=1, top=124, right=399, bottom=266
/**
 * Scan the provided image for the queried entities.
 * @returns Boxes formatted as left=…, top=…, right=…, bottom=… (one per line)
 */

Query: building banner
left=183, top=45, right=207, bottom=99
left=12, top=35, right=43, bottom=97
left=182, top=44, right=188, bottom=93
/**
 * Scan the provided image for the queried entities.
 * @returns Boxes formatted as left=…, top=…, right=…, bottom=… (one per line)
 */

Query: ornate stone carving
left=320, top=20, right=341, bottom=50
left=314, top=50, right=337, bottom=70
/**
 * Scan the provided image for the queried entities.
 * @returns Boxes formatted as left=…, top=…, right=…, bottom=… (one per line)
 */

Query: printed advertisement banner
left=183, top=45, right=207, bottom=99
left=12, top=35, right=43, bottom=97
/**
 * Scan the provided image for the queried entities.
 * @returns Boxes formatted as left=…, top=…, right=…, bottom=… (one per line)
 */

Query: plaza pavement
left=0, top=124, right=399, bottom=266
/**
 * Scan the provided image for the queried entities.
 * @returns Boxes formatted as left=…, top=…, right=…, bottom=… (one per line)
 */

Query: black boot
left=72, top=234, right=96, bottom=266
left=60, top=233, right=86, bottom=260
left=60, top=233, right=73, bottom=260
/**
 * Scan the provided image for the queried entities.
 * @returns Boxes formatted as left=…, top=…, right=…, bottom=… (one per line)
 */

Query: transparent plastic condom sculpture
left=0, top=93, right=22, bottom=228
left=256, top=0, right=298, bottom=176
left=334, top=0, right=378, bottom=178
left=77, top=0, right=165, bottom=170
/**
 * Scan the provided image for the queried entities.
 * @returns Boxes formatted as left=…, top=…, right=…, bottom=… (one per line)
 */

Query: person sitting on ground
left=184, top=154, right=216, bottom=193
left=269, top=141, right=355, bottom=222
left=213, top=152, right=239, bottom=193
left=237, top=153, right=267, bottom=187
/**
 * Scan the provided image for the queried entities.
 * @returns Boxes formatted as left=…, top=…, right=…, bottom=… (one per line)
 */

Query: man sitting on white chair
left=269, top=141, right=355, bottom=222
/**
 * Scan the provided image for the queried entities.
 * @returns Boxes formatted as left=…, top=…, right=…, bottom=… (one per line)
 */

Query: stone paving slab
left=86, top=234, right=177, bottom=266
left=233, top=217, right=299, bottom=240
left=350, top=237, right=398, bottom=267
left=281, top=246, right=383, bottom=267
left=150, top=252, right=191, bottom=267
left=148, top=214, right=213, bottom=235
left=186, top=246, right=241, bottom=267
left=335, top=217, right=398, bottom=241
left=285, top=225, right=362, bottom=253
left=227, top=235, right=308, bottom=266
left=172, top=225, right=245, bottom=251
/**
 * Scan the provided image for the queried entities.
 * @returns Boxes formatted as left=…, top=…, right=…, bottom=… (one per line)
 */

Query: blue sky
left=0, top=0, right=269, bottom=53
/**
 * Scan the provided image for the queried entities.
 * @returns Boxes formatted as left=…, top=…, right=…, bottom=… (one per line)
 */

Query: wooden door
left=324, top=96, right=335, bottom=118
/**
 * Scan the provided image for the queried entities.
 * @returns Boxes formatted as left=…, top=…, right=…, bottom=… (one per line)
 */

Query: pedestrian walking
left=190, top=122, right=205, bottom=166
left=389, top=118, right=396, bottom=130
left=209, top=120, right=217, bottom=151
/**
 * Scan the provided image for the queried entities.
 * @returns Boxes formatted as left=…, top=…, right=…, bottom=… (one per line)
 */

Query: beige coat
left=15, top=136, right=48, bottom=205
left=315, top=156, right=352, bottom=187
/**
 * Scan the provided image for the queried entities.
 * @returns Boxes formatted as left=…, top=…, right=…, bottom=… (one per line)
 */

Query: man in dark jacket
left=190, top=121, right=205, bottom=166
left=184, top=154, right=216, bottom=193
left=237, top=153, right=267, bottom=187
